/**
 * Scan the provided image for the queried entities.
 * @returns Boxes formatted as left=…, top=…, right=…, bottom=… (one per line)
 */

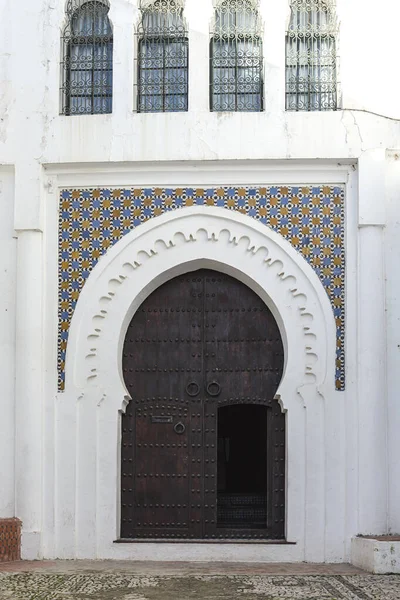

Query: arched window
left=137, top=0, right=189, bottom=113
left=61, top=0, right=113, bottom=115
left=210, top=0, right=263, bottom=112
left=286, top=0, right=338, bottom=111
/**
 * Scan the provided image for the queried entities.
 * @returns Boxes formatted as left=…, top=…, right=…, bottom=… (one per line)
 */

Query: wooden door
left=121, top=270, right=285, bottom=541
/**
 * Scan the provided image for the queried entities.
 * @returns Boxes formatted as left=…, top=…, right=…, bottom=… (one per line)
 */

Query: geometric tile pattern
left=58, top=185, right=345, bottom=391
left=0, top=573, right=399, bottom=600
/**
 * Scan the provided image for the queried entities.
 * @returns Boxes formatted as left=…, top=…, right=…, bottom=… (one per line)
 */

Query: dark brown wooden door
left=121, top=270, right=285, bottom=541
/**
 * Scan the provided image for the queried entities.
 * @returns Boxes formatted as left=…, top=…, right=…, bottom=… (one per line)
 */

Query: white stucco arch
left=65, top=207, right=335, bottom=405
left=56, top=207, right=339, bottom=562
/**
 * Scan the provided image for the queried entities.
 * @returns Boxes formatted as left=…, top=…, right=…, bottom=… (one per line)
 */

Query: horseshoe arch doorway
left=121, top=269, right=285, bottom=540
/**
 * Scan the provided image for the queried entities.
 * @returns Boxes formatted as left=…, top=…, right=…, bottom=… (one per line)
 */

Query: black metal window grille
left=286, top=0, right=338, bottom=111
left=137, top=0, right=189, bottom=113
left=61, top=0, right=113, bottom=115
left=210, top=0, right=263, bottom=112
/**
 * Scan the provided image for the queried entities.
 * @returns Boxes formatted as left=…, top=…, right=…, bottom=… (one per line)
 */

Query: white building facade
left=0, top=0, right=400, bottom=566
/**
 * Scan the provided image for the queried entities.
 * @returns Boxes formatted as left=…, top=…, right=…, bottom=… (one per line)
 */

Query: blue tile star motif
left=58, top=186, right=346, bottom=392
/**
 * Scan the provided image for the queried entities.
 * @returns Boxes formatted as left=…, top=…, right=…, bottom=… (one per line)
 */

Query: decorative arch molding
left=54, top=207, right=340, bottom=562
left=65, top=207, right=336, bottom=411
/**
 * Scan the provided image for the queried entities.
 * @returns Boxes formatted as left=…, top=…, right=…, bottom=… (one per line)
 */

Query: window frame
left=285, top=0, right=338, bottom=112
left=209, top=36, right=264, bottom=113
left=136, top=1, right=189, bottom=114
left=210, top=0, right=264, bottom=113
left=61, top=0, right=113, bottom=116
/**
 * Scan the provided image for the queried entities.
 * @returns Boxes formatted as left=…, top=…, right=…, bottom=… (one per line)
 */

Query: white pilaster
left=385, top=151, right=400, bottom=534
left=15, top=229, right=43, bottom=558
left=357, top=150, right=387, bottom=535
left=0, top=168, right=16, bottom=520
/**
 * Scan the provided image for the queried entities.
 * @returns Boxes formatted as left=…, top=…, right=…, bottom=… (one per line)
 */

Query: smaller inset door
left=217, top=404, right=270, bottom=530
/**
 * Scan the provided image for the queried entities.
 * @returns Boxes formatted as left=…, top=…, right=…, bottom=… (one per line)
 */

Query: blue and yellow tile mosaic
left=58, top=185, right=345, bottom=391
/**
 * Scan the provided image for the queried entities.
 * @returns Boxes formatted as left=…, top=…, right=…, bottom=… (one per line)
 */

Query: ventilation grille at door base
left=217, top=493, right=267, bottom=529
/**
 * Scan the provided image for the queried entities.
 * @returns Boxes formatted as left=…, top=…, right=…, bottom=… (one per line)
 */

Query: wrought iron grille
left=136, top=0, right=189, bottom=113
left=286, top=0, right=338, bottom=111
left=61, top=0, right=113, bottom=115
left=210, top=0, right=263, bottom=112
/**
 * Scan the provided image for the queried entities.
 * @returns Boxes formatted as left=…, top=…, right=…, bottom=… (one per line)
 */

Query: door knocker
left=206, top=381, right=221, bottom=397
left=186, top=382, right=200, bottom=397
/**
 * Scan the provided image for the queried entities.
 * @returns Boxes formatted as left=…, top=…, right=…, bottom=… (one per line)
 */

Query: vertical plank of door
left=203, top=272, right=222, bottom=538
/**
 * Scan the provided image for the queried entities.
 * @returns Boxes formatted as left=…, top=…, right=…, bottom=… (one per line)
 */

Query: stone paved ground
left=0, top=562, right=399, bottom=600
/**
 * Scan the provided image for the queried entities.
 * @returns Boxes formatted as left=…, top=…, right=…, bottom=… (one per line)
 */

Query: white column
left=0, top=169, right=16, bottom=520
left=357, top=150, right=387, bottom=535
left=10, top=0, right=50, bottom=556
left=15, top=229, right=43, bottom=558
left=384, top=151, right=400, bottom=534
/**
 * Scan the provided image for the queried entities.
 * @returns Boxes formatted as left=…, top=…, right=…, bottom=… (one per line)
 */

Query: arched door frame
left=121, top=267, right=286, bottom=540
left=56, top=207, right=337, bottom=561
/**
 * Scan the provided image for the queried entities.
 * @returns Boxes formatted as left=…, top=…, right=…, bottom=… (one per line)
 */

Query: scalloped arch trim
left=64, top=208, right=336, bottom=410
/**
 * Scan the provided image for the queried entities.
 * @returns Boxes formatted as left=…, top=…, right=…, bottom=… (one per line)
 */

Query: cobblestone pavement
left=0, top=562, right=399, bottom=600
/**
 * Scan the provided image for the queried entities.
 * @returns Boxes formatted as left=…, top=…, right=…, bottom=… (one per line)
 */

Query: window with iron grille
left=61, top=0, right=113, bottom=115
left=286, top=0, right=338, bottom=111
left=136, top=0, right=189, bottom=113
left=210, top=0, right=263, bottom=112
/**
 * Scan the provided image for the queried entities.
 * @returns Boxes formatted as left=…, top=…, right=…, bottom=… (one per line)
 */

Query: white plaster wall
left=1, top=0, right=400, bottom=194
left=0, top=0, right=398, bottom=241
left=0, top=168, right=16, bottom=519
left=39, top=162, right=356, bottom=563
left=0, top=0, right=398, bottom=561
left=385, top=151, right=400, bottom=535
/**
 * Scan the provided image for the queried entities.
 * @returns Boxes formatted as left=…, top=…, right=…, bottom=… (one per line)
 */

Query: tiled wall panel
left=58, top=186, right=345, bottom=390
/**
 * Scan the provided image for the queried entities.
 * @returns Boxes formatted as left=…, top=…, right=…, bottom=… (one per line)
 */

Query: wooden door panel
left=133, top=405, right=191, bottom=537
left=204, top=274, right=283, bottom=403
left=121, top=269, right=285, bottom=541
left=203, top=273, right=284, bottom=539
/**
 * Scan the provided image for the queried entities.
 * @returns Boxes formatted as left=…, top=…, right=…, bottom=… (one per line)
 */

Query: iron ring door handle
left=186, top=382, right=200, bottom=397
left=206, top=381, right=221, bottom=397
left=174, top=422, right=186, bottom=435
